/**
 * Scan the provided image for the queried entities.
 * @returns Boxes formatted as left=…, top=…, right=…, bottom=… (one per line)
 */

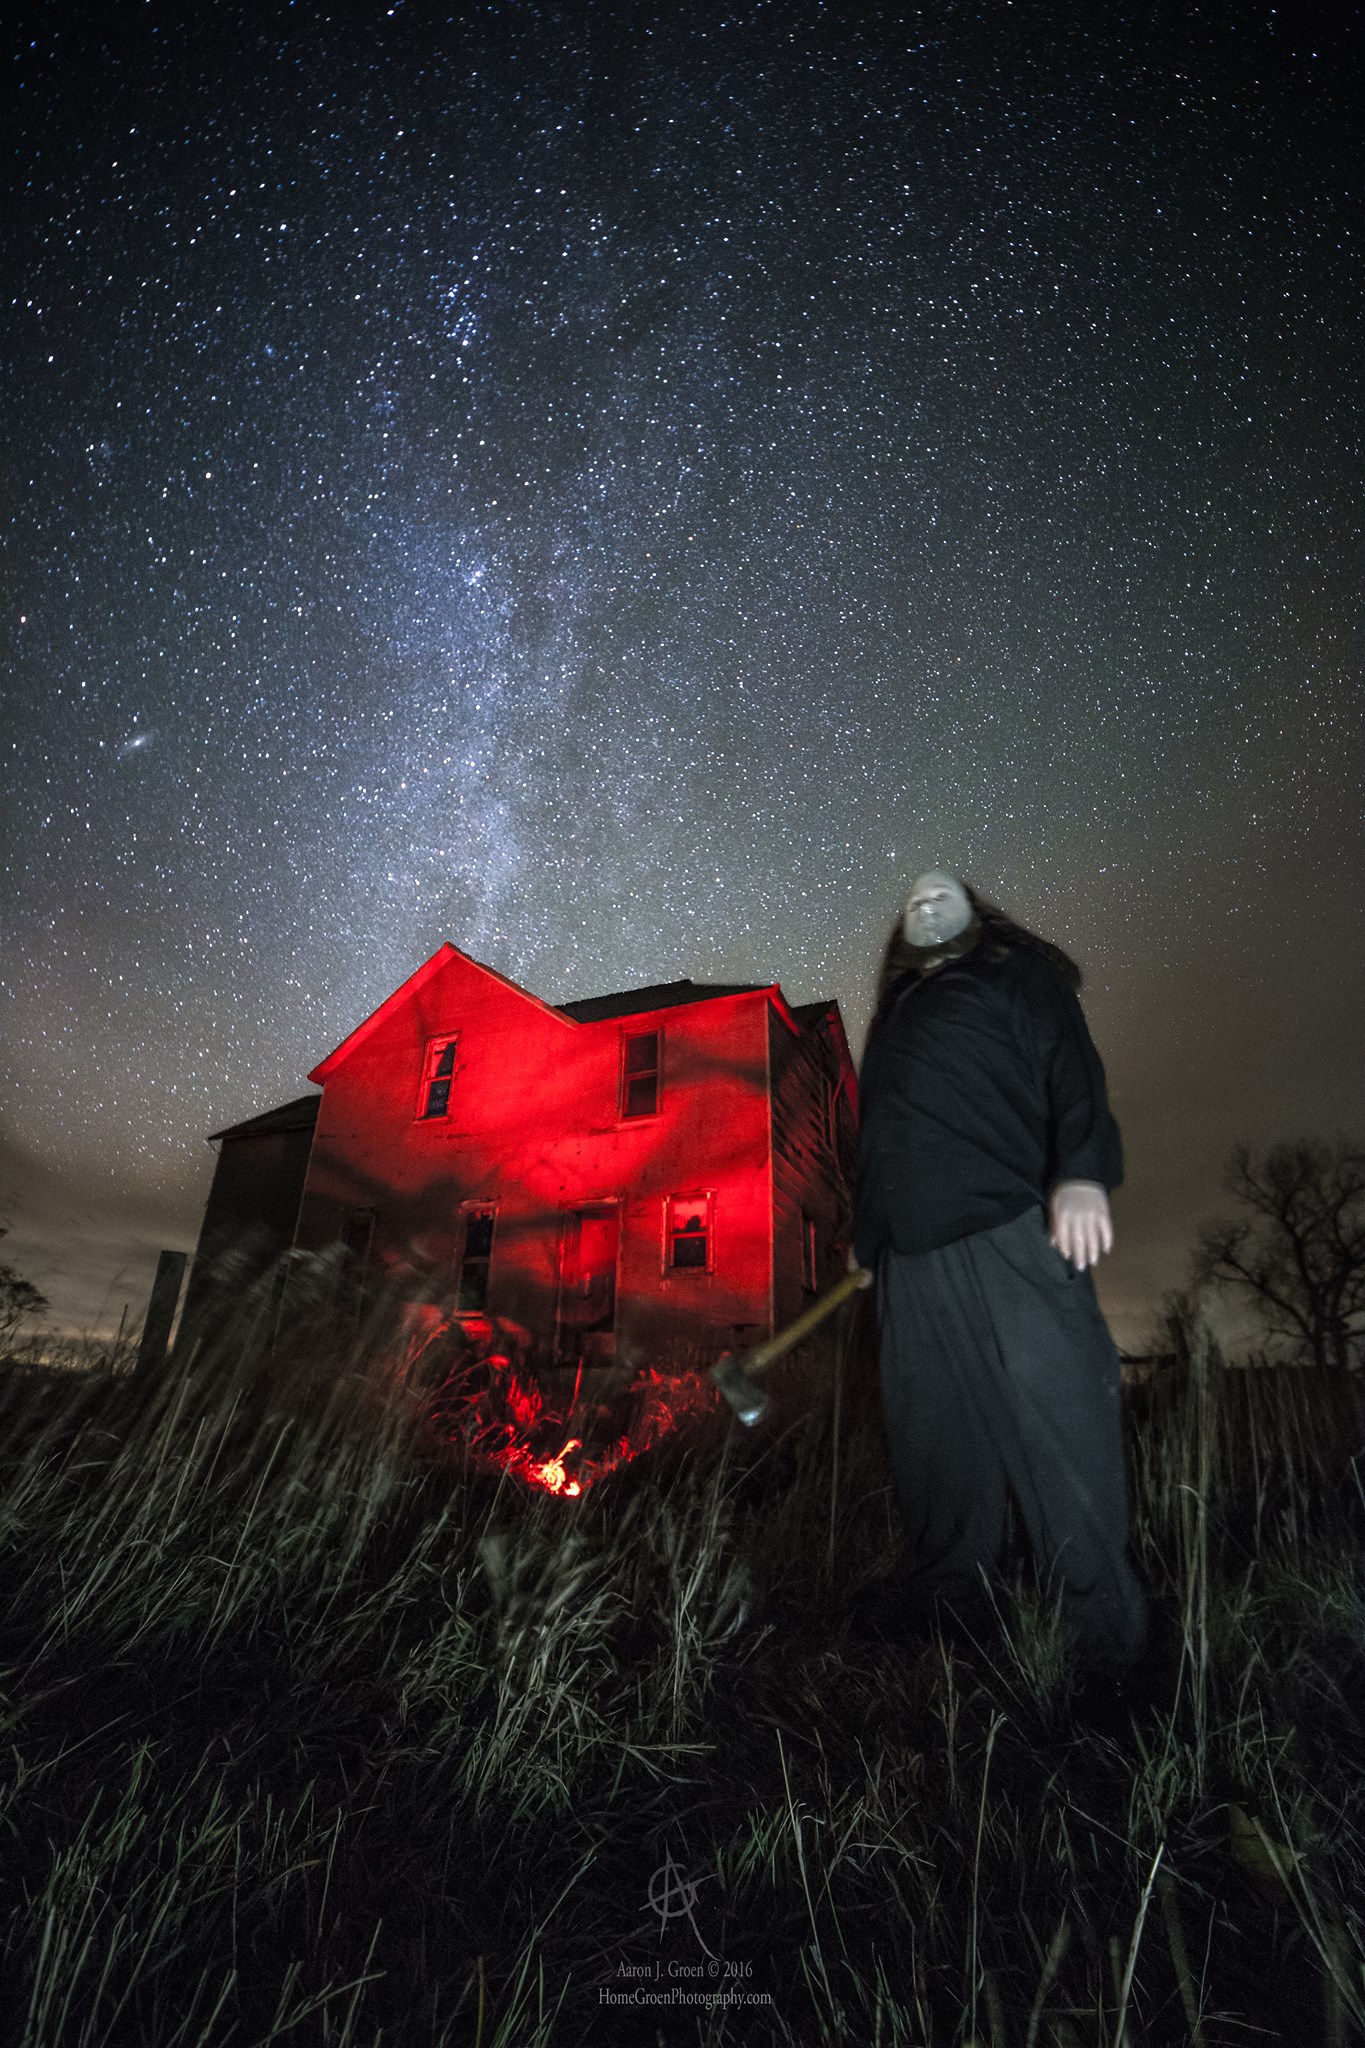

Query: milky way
left=3, top=3, right=1361, bottom=1336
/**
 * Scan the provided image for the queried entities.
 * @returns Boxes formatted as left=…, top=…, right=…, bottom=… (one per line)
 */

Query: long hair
left=873, top=882, right=1082, bottom=1016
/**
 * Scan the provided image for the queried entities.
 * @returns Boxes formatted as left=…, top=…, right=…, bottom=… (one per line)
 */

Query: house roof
left=208, top=1094, right=321, bottom=1144
left=212, top=960, right=855, bottom=1135
left=556, top=978, right=769, bottom=1023
left=555, top=979, right=856, bottom=1105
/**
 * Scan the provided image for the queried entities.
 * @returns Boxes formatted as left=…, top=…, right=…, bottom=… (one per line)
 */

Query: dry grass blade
left=0, top=1300, right=1362, bottom=2042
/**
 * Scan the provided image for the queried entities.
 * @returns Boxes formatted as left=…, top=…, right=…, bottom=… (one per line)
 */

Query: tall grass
left=0, top=1287, right=1362, bottom=2045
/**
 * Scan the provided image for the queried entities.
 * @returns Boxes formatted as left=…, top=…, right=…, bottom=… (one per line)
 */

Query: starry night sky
left=3, top=1, right=1361, bottom=1348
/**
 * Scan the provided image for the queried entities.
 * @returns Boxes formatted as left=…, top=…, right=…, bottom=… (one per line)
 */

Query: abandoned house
left=185, top=942, right=858, bottom=1369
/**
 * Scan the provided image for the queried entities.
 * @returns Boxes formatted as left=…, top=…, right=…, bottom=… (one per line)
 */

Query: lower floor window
left=801, top=1212, right=818, bottom=1292
left=341, top=1206, right=375, bottom=1271
left=667, top=1192, right=713, bottom=1272
left=458, top=1205, right=496, bottom=1312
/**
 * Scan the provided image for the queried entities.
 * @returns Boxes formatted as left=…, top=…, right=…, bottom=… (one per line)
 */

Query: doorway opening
left=556, top=1204, right=620, bottom=1373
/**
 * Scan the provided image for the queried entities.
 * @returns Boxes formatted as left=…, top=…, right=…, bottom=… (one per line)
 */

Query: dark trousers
left=876, top=1205, right=1148, bottom=1667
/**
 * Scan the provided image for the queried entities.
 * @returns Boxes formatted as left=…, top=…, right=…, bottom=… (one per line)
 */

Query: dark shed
left=180, top=1094, right=320, bottom=1339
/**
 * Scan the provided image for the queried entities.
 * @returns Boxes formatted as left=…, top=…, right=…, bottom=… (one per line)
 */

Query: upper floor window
left=620, top=1029, right=661, bottom=1119
left=419, top=1034, right=459, bottom=1120
left=667, top=1192, right=712, bottom=1273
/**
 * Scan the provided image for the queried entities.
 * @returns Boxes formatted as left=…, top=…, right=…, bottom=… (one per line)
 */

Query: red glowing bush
left=425, top=1354, right=720, bottom=1496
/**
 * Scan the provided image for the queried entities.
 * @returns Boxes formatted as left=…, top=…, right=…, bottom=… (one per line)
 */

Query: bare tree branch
left=1192, top=1139, right=1365, bottom=1368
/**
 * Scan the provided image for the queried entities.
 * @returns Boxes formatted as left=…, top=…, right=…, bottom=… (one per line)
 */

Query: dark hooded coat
left=853, top=926, right=1123, bottom=1264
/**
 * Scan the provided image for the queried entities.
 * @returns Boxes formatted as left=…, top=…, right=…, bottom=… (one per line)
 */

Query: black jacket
left=853, top=943, right=1123, bottom=1263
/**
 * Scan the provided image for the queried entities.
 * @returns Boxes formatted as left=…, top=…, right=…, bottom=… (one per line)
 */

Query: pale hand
left=1048, top=1181, right=1113, bottom=1271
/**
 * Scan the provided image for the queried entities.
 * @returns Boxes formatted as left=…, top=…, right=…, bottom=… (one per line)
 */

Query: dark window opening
left=342, top=1206, right=375, bottom=1267
left=621, top=1030, right=661, bottom=1118
left=835, top=1090, right=855, bottom=1176
left=822, top=1076, right=839, bottom=1156
left=420, top=1035, right=459, bottom=1120
left=668, top=1193, right=711, bottom=1272
left=801, top=1213, right=818, bottom=1293
left=340, top=1208, right=376, bottom=1319
left=458, top=1205, right=496, bottom=1312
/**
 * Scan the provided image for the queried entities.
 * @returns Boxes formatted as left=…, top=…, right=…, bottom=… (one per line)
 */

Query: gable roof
left=556, top=977, right=768, bottom=1024
left=309, top=942, right=573, bottom=1082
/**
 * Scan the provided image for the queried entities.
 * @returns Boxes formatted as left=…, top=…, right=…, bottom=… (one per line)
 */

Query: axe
left=709, top=1266, right=873, bottom=1426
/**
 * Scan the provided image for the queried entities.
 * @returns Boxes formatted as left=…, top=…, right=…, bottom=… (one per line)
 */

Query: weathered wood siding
left=181, top=1098, right=319, bottom=1341
left=767, top=1005, right=858, bottom=1333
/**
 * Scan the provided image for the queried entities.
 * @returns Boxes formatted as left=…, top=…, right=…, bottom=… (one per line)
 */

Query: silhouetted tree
left=1148, top=1286, right=1199, bottom=1369
left=1193, top=1140, right=1365, bottom=1370
left=0, top=1262, right=48, bottom=1349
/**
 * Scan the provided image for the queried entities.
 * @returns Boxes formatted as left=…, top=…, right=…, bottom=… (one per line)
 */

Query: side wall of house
left=768, top=1008, right=857, bottom=1333
left=602, top=993, right=773, bottom=1363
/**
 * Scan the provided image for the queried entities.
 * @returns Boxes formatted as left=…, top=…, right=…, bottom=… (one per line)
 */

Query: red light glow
left=428, top=1358, right=719, bottom=1496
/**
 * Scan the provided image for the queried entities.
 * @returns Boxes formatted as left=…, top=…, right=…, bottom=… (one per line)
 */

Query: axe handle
left=741, top=1266, right=871, bottom=1379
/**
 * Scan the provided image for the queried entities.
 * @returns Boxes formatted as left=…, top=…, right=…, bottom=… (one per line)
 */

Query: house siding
left=181, top=1103, right=318, bottom=1342
left=768, top=1004, right=857, bottom=1333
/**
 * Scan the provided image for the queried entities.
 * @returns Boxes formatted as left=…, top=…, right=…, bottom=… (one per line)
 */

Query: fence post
left=135, top=1250, right=188, bottom=1378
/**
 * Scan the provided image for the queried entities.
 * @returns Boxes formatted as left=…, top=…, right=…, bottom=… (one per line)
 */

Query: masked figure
left=854, top=871, right=1148, bottom=1670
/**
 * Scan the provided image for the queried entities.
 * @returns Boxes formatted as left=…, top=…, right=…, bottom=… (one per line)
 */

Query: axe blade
left=707, top=1266, right=871, bottom=1428
left=709, top=1351, right=770, bottom=1427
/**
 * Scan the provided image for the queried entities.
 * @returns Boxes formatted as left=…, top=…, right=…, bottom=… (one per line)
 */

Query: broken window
left=419, top=1035, right=459, bottom=1120
left=621, top=1030, right=661, bottom=1119
left=668, top=1193, right=712, bottom=1272
left=457, top=1204, right=496, bottom=1312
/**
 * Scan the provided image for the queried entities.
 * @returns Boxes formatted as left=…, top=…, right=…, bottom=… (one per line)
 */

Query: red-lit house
left=187, top=944, right=857, bottom=1371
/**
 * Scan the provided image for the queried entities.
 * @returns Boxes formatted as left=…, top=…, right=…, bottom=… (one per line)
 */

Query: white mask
left=902, top=870, right=972, bottom=948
